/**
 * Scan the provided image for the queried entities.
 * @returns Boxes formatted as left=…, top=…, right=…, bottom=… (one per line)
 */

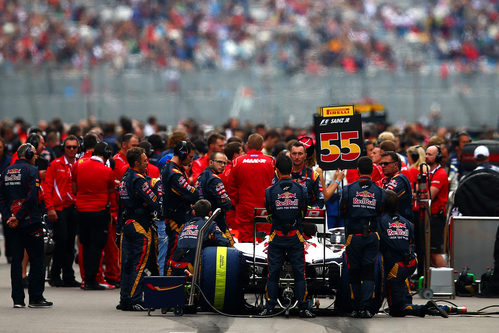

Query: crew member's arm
left=43, top=162, right=58, bottom=222
left=208, top=177, right=231, bottom=212
left=134, top=175, right=162, bottom=214
left=311, top=170, right=325, bottom=208
left=15, top=167, right=39, bottom=222
left=170, top=171, right=199, bottom=204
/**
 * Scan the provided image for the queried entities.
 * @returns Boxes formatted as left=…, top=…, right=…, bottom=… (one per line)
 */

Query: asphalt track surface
left=0, top=239, right=498, bottom=333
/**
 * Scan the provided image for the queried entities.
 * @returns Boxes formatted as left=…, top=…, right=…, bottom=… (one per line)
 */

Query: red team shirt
left=428, top=166, right=449, bottom=215
left=72, top=157, right=114, bottom=212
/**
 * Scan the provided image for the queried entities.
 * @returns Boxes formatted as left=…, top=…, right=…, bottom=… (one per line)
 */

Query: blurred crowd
left=1, top=113, right=497, bottom=170
left=1, top=0, right=498, bottom=74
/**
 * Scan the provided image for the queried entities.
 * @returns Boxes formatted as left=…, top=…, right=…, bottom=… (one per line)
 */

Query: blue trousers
left=385, top=258, right=425, bottom=317
left=266, top=232, right=308, bottom=310
left=345, top=232, right=379, bottom=311
left=10, top=224, right=45, bottom=304
left=120, top=220, right=153, bottom=306
left=155, top=220, right=168, bottom=275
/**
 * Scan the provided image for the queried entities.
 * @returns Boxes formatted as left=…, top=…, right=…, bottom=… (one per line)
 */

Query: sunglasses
left=65, top=145, right=78, bottom=150
left=214, top=160, right=227, bottom=166
left=379, top=161, right=396, bottom=167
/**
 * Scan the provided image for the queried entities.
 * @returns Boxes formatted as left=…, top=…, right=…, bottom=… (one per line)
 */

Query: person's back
left=227, top=134, right=275, bottom=242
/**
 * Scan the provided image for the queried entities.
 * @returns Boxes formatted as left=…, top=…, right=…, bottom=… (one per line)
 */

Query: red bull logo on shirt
left=275, top=192, right=299, bottom=207
left=352, top=191, right=376, bottom=207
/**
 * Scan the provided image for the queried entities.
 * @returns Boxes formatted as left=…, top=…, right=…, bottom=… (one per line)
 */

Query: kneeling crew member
left=378, top=190, right=448, bottom=318
left=261, top=155, right=315, bottom=318
left=167, top=199, right=230, bottom=276
left=117, top=147, right=161, bottom=311
left=340, top=156, right=385, bottom=318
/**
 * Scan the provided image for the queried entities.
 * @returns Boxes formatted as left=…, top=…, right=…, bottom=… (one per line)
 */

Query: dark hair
left=126, top=147, right=145, bottom=167
left=379, top=140, right=396, bottom=152
left=121, top=133, right=137, bottom=144
left=275, top=154, right=292, bottom=175
left=83, top=132, right=98, bottom=151
left=147, top=134, right=165, bottom=151
left=138, top=141, right=153, bottom=157
left=224, top=142, right=242, bottom=160
left=209, top=151, right=224, bottom=161
left=384, top=190, right=398, bottom=214
left=380, top=151, right=401, bottom=169
left=93, top=141, right=111, bottom=159
left=264, top=129, right=280, bottom=141
left=193, top=199, right=212, bottom=217
left=227, top=136, right=243, bottom=144
left=64, top=134, right=79, bottom=146
left=207, top=133, right=225, bottom=146
left=357, top=156, right=373, bottom=175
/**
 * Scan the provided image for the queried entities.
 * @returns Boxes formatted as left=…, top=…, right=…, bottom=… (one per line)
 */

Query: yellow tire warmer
left=200, top=246, right=245, bottom=314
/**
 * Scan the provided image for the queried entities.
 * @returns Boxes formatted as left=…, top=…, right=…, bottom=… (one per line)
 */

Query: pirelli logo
left=318, top=105, right=354, bottom=117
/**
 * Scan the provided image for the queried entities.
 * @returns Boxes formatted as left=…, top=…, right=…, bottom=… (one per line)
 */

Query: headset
left=174, top=140, right=189, bottom=161
left=409, top=145, right=421, bottom=163
left=433, top=145, right=443, bottom=164
left=24, top=144, right=35, bottom=160
left=102, top=142, right=112, bottom=160
left=451, top=131, right=470, bottom=148
left=26, top=133, right=41, bottom=151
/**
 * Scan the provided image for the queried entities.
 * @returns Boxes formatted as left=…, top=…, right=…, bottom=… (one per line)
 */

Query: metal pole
left=188, top=208, right=222, bottom=306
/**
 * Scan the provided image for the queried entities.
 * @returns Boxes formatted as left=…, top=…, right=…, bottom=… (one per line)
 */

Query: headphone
left=409, top=145, right=421, bottom=163
left=433, top=145, right=443, bottom=164
left=25, top=145, right=35, bottom=160
left=451, top=131, right=470, bottom=148
left=174, top=140, right=189, bottom=161
left=26, top=134, right=41, bottom=151
left=102, top=142, right=112, bottom=160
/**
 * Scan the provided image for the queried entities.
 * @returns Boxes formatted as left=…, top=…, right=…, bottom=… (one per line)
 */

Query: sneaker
left=48, top=279, right=64, bottom=287
left=350, top=310, right=361, bottom=318
left=105, top=278, right=120, bottom=288
left=99, top=282, right=116, bottom=290
left=259, top=308, right=275, bottom=316
left=13, top=303, right=26, bottom=308
left=83, top=283, right=106, bottom=290
left=424, top=301, right=448, bottom=318
left=63, top=279, right=82, bottom=287
left=299, top=309, right=316, bottom=318
left=121, top=303, right=147, bottom=311
left=360, top=309, right=374, bottom=318
left=28, top=298, right=53, bottom=308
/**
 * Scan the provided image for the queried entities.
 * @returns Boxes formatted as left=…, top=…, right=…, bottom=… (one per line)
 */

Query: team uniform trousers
left=78, top=209, right=110, bottom=285
left=51, top=205, right=78, bottom=282
left=266, top=232, right=307, bottom=310
left=10, top=224, right=45, bottom=304
left=120, top=219, right=154, bottom=306
left=385, top=257, right=425, bottom=317
left=345, top=232, right=379, bottom=311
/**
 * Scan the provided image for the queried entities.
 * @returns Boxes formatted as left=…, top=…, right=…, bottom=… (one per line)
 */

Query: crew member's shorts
left=430, top=214, right=445, bottom=253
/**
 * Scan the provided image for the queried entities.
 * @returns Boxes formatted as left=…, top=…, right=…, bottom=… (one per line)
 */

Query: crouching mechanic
left=260, top=155, right=315, bottom=318
left=166, top=199, right=230, bottom=276
left=117, top=147, right=161, bottom=311
left=340, top=156, right=385, bottom=318
left=378, top=190, right=448, bottom=318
